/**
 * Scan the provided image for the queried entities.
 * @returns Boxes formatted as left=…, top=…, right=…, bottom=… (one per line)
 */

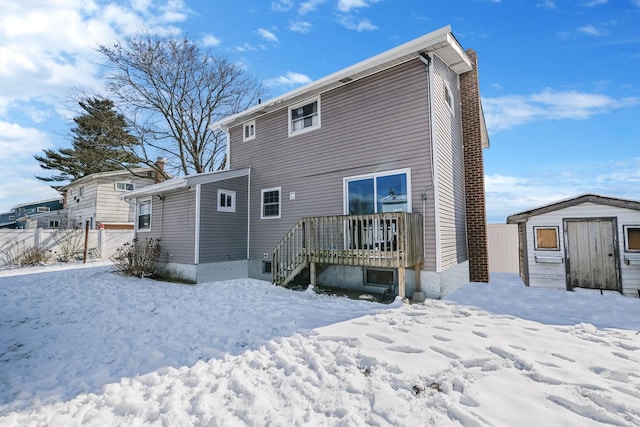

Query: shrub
left=52, top=229, right=85, bottom=262
left=0, top=239, right=53, bottom=266
left=112, top=238, right=160, bottom=278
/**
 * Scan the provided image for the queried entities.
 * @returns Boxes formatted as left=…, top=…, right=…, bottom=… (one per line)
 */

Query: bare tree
left=98, top=35, right=266, bottom=175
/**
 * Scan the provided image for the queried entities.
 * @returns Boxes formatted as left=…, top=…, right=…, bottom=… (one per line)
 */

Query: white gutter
left=212, top=26, right=471, bottom=132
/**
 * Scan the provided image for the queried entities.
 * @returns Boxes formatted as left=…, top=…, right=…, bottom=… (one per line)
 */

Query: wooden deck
left=273, top=212, right=423, bottom=296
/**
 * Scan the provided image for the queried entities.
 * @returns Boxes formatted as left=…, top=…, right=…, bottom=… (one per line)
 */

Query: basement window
left=534, top=226, right=559, bottom=251
left=262, top=261, right=272, bottom=274
left=624, top=225, right=640, bottom=252
left=365, top=269, right=395, bottom=286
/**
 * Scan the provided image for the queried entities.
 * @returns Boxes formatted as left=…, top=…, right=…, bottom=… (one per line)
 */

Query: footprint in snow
left=429, top=346, right=460, bottom=360
left=551, top=353, right=575, bottom=363
left=472, top=330, right=488, bottom=338
left=366, top=333, right=394, bottom=344
left=386, top=345, right=424, bottom=354
left=433, top=335, right=452, bottom=342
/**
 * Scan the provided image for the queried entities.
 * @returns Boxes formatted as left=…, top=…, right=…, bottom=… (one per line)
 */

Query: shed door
left=564, top=219, right=619, bottom=291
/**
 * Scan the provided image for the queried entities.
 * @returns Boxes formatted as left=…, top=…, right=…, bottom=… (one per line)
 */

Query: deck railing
left=273, top=212, right=423, bottom=287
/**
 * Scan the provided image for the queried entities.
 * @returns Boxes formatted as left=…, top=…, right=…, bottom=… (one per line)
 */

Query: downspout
left=194, top=183, right=201, bottom=266
left=247, top=169, right=251, bottom=261
left=420, top=53, right=442, bottom=274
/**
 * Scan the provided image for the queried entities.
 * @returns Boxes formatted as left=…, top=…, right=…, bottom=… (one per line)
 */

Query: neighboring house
left=11, top=198, right=64, bottom=229
left=33, top=163, right=166, bottom=230
left=506, top=194, right=640, bottom=298
left=124, top=26, right=490, bottom=300
left=0, top=211, right=17, bottom=229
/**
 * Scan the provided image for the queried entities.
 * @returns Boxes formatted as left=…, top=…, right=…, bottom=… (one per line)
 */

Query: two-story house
left=123, top=26, right=490, bottom=300
left=10, top=198, right=64, bottom=229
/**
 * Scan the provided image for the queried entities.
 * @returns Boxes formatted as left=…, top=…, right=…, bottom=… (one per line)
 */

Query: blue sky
left=0, top=0, right=638, bottom=222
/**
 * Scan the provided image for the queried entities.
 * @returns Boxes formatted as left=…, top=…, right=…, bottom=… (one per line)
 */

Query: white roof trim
left=213, top=26, right=471, bottom=131
left=121, top=168, right=250, bottom=200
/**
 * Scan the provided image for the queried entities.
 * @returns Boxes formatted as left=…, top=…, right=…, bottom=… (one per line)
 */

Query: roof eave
left=213, top=26, right=472, bottom=131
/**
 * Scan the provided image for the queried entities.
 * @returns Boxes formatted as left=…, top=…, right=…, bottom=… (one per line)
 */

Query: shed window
left=534, top=226, right=559, bottom=250
left=624, top=225, right=640, bottom=252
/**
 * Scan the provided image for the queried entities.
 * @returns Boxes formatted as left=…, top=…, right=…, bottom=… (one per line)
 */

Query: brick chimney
left=155, top=157, right=167, bottom=183
left=460, top=48, right=490, bottom=283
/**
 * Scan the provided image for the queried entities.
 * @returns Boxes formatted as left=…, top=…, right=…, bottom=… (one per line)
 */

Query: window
left=344, top=169, right=411, bottom=214
left=289, top=97, right=320, bottom=136
left=534, top=226, right=559, bottom=250
left=366, top=269, right=395, bottom=286
left=262, top=261, right=272, bottom=274
left=444, top=82, right=454, bottom=115
left=261, top=187, right=281, bottom=219
left=243, top=120, right=256, bottom=141
left=36, top=207, right=50, bottom=213
left=137, top=199, right=151, bottom=231
left=49, top=220, right=59, bottom=228
left=115, top=181, right=135, bottom=191
left=78, top=186, right=84, bottom=197
left=624, top=225, right=640, bottom=252
left=217, top=189, right=236, bottom=213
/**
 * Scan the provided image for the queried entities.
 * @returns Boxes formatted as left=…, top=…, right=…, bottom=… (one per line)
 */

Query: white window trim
left=261, top=187, right=281, bottom=219
left=624, top=224, right=640, bottom=252
left=243, top=120, right=256, bottom=142
left=288, top=96, right=321, bottom=137
left=533, top=226, right=560, bottom=251
left=115, top=181, right=135, bottom=191
left=137, top=197, right=152, bottom=232
left=217, top=189, right=236, bottom=213
left=342, top=168, right=412, bottom=215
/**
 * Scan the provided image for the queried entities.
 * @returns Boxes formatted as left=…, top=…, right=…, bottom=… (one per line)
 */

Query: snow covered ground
left=0, top=262, right=639, bottom=426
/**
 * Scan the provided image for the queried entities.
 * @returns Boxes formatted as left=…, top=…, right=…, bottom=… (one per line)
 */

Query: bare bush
left=0, top=240, right=53, bottom=266
left=53, top=229, right=85, bottom=262
left=112, top=238, right=160, bottom=278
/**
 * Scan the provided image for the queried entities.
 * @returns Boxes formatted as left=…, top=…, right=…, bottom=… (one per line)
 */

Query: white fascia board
left=120, top=177, right=188, bottom=200
left=212, top=26, right=471, bottom=131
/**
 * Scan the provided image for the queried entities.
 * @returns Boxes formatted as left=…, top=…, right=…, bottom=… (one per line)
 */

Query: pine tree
left=34, top=97, right=141, bottom=188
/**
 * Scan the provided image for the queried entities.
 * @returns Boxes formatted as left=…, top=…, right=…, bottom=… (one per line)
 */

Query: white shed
left=507, top=194, right=640, bottom=298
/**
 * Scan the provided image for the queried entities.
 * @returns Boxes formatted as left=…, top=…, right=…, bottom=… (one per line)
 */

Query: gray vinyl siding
left=142, top=190, right=197, bottom=264
left=199, top=176, right=248, bottom=262
left=229, top=59, right=437, bottom=268
left=431, top=54, right=468, bottom=270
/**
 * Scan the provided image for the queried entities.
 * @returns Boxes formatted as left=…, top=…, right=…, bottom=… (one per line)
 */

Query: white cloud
left=257, top=28, right=279, bottom=43
left=484, top=159, right=640, bottom=222
left=337, top=0, right=379, bottom=12
left=233, top=43, right=260, bottom=52
left=290, top=21, right=313, bottom=33
left=0, top=0, right=190, bottom=121
left=578, top=24, right=607, bottom=37
left=271, top=0, right=294, bottom=12
left=338, top=16, right=378, bottom=31
left=0, top=121, right=52, bottom=160
left=536, top=1, right=556, bottom=9
left=299, top=0, right=327, bottom=15
left=584, top=0, right=607, bottom=6
left=264, top=72, right=312, bottom=87
left=482, top=89, right=638, bottom=132
left=202, top=34, right=221, bottom=47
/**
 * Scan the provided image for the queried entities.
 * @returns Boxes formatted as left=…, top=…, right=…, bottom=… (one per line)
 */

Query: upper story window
left=115, top=181, right=135, bottom=191
left=243, top=120, right=256, bottom=141
left=289, top=96, right=320, bottom=136
left=261, top=187, right=281, bottom=219
left=78, top=186, right=84, bottom=197
left=444, top=82, right=454, bottom=115
left=137, top=198, right=151, bottom=231
left=36, top=207, right=50, bottom=213
left=217, top=189, right=236, bottom=213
